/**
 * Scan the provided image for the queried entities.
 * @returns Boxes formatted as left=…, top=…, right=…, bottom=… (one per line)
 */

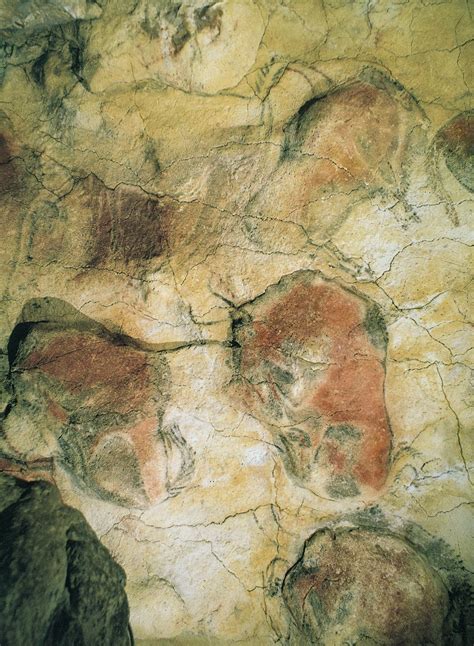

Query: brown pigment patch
left=0, top=134, right=18, bottom=194
left=283, top=528, right=449, bottom=645
left=315, top=82, right=401, bottom=182
left=438, top=112, right=474, bottom=157
left=47, top=398, right=69, bottom=423
left=22, top=331, right=152, bottom=414
left=437, top=112, right=474, bottom=191
left=10, top=315, right=174, bottom=508
left=75, top=175, right=170, bottom=267
left=250, top=282, right=362, bottom=351
left=0, top=458, right=55, bottom=485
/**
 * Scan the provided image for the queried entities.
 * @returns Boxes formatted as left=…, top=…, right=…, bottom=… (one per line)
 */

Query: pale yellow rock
left=0, top=0, right=472, bottom=643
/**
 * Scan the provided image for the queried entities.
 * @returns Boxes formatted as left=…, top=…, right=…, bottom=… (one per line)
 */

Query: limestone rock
left=3, top=298, right=193, bottom=508
left=281, top=515, right=472, bottom=645
left=231, top=271, right=391, bottom=499
left=0, top=473, right=131, bottom=646
left=0, top=0, right=472, bottom=642
left=436, top=112, right=474, bottom=193
left=0, top=1, right=102, bottom=32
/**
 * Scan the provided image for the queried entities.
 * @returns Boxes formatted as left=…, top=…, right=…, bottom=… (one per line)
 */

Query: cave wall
left=0, top=1, right=472, bottom=643
left=0, top=473, right=131, bottom=646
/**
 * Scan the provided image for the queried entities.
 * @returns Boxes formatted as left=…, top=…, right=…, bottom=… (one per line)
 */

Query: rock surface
left=0, top=0, right=472, bottom=643
left=0, top=473, right=131, bottom=646
left=281, top=515, right=470, bottom=645
left=232, top=272, right=391, bottom=498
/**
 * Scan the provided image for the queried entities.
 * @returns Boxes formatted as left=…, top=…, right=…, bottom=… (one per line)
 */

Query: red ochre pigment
left=241, top=280, right=391, bottom=492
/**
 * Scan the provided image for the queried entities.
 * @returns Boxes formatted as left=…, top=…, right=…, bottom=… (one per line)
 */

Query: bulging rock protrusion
left=281, top=517, right=472, bottom=645
left=0, top=473, right=131, bottom=646
left=232, top=271, right=392, bottom=499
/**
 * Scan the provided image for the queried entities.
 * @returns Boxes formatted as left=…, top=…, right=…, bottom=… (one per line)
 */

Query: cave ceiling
left=0, top=1, right=473, bottom=644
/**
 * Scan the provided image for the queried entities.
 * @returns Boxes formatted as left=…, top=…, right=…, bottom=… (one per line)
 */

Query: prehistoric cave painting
left=245, top=69, right=420, bottom=234
left=232, top=271, right=391, bottom=499
left=14, top=173, right=178, bottom=272
left=278, top=512, right=472, bottom=645
left=141, top=1, right=223, bottom=55
left=1, top=298, right=194, bottom=508
left=282, top=72, right=405, bottom=183
left=46, top=172, right=215, bottom=278
left=435, top=111, right=474, bottom=193
left=78, top=174, right=170, bottom=269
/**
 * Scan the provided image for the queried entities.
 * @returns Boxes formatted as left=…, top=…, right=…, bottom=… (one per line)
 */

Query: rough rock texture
left=280, top=513, right=472, bottom=645
left=232, top=272, right=391, bottom=499
left=0, top=0, right=473, bottom=643
left=0, top=473, right=131, bottom=646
